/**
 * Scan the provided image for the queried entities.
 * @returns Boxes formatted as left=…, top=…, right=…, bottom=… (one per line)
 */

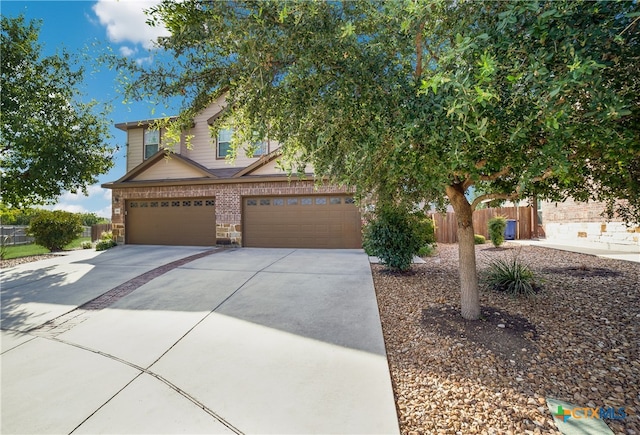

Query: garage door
left=126, top=198, right=216, bottom=246
left=243, top=195, right=361, bottom=248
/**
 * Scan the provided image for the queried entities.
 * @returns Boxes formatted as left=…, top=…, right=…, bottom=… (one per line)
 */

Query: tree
left=124, top=0, right=639, bottom=319
left=0, top=15, right=115, bottom=207
left=77, top=212, right=110, bottom=226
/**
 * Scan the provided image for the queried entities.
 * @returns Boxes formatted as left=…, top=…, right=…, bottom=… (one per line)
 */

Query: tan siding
left=181, top=102, right=225, bottom=168
left=181, top=96, right=282, bottom=170
left=127, top=128, right=144, bottom=171
left=133, top=157, right=209, bottom=181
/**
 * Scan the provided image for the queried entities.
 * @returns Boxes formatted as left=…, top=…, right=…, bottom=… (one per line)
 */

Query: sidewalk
left=510, top=239, right=640, bottom=263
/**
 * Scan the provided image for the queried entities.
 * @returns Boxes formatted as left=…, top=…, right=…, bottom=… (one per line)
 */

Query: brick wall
left=540, top=198, right=626, bottom=223
left=540, top=199, right=639, bottom=250
left=109, top=179, right=354, bottom=245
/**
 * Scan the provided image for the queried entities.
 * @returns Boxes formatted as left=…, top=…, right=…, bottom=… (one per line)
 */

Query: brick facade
left=110, top=179, right=354, bottom=246
left=540, top=199, right=639, bottom=250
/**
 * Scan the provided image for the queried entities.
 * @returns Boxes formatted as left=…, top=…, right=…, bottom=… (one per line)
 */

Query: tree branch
left=478, top=166, right=511, bottom=182
left=471, top=192, right=519, bottom=210
left=414, top=21, right=425, bottom=80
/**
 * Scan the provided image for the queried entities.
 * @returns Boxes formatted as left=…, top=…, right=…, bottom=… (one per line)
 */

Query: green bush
left=474, top=234, right=486, bottom=244
left=418, top=244, right=436, bottom=257
left=81, top=241, right=93, bottom=249
left=95, top=231, right=117, bottom=251
left=488, top=216, right=507, bottom=247
left=27, top=210, right=83, bottom=251
left=483, top=257, right=539, bottom=297
left=363, top=205, right=435, bottom=271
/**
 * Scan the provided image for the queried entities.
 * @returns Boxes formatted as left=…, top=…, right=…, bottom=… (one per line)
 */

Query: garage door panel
left=126, top=198, right=215, bottom=246
left=243, top=195, right=361, bottom=249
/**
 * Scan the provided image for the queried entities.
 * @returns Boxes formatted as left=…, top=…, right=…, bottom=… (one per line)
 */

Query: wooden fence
left=91, top=224, right=113, bottom=241
left=429, top=206, right=534, bottom=244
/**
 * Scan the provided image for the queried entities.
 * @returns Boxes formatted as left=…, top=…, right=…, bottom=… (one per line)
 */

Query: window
left=252, top=141, right=269, bottom=157
left=144, top=129, right=160, bottom=159
left=217, top=128, right=233, bottom=159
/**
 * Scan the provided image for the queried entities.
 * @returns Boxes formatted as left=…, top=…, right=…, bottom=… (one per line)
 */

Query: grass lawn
left=1, top=237, right=91, bottom=260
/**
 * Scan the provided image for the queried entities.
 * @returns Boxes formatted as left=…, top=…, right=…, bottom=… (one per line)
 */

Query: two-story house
left=102, top=95, right=362, bottom=248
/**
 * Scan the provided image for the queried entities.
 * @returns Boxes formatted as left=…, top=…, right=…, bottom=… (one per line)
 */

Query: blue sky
left=2, top=0, right=178, bottom=217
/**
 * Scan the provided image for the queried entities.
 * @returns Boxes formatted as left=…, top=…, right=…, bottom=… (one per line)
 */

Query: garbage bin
left=505, top=219, right=517, bottom=240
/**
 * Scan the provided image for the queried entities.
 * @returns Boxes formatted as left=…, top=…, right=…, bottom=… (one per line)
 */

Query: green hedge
left=27, top=210, right=82, bottom=251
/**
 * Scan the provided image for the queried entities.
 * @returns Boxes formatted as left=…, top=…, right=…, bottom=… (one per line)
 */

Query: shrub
left=483, top=257, right=539, bottom=297
left=488, top=216, right=507, bottom=247
left=81, top=241, right=93, bottom=249
left=363, top=205, right=435, bottom=271
left=474, top=234, right=486, bottom=244
left=27, top=210, right=82, bottom=251
left=418, top=244, right=436, bottom=257
left=95, top=231, right=117, bottom=251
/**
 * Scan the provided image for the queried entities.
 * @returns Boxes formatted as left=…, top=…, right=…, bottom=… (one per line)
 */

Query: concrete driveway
left=1, top=246, right=399, bottom=434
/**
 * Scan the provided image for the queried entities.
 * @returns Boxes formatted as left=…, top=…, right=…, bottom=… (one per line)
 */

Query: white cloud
left=53, top=184, right=112, bottom=218
left=93, top=0, right=170, bottom=50
left=136, top=55, right=155, bottom=66
left=119, top=45, right=138, bottom=57
left=95, top=205, right=113, bottom=218
left=51, top=204, right=89, bottom=214
left=61, top=184, right=107, bottom=202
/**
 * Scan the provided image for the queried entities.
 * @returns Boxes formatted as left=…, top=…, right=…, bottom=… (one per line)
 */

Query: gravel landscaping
left=373, top=243, right=639, bottom=435
left=1, top=254, right=58, bottom=269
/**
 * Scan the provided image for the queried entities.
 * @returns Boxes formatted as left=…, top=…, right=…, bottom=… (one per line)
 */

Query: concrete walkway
left=511, top=239, right=640, bottom=263
left=1, top=246, right=399, bottom=434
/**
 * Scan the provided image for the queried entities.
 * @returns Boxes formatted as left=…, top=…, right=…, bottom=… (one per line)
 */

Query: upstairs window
left=252, top=141, right=269, bottom=157
left=144, top=129, right=160, bottom=159
left=217, top=128, right=233, bottom=159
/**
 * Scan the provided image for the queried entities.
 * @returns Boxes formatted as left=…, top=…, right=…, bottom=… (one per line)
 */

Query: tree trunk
left=446, top=184, right=480, bottom=320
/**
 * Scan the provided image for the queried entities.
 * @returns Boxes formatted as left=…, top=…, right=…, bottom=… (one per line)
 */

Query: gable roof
left=233, top=149, right=284, bottom=177
left=110, top=151, right=218, bottom=183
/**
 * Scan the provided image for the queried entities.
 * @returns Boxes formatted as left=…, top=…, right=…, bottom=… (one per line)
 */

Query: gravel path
left=373, top=243, right=639, bottom=435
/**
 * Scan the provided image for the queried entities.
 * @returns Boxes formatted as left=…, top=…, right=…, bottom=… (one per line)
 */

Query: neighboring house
left=102, top=95, right=362, bottom=248
left=540, top=198, right=640, bottom=252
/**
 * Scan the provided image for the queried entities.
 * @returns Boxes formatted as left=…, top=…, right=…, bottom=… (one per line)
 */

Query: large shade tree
left=1, top=15, right=115, bottom=207
left=124, top=0, right=639, bottom=319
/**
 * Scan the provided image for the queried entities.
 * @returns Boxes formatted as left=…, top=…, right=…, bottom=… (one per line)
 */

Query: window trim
left=143, top=128, right=160, bottom=160
left=217, top=128, right=233, bottom=159
left=252, top=140, right=269, bottom=157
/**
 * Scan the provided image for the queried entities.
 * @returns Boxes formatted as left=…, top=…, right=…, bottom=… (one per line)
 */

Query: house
left=539, top=198, right=640, bottom=252
left=102, top=96, right=362, bottom=248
